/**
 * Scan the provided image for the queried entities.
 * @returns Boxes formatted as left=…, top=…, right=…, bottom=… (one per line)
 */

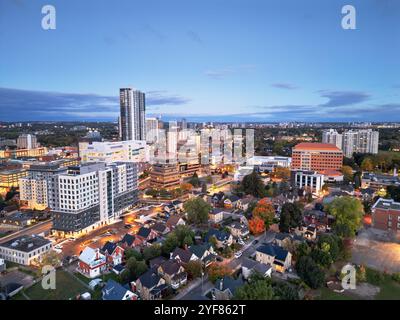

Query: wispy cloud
left=0, top=88, right=189, bottom=121
left=318, top=90, right=371, bottom=107
left=204, top=65, right=256, bottom=79
left=270, top=83, right=298, bottom=90
left=187, top=30, right=203, bottom=45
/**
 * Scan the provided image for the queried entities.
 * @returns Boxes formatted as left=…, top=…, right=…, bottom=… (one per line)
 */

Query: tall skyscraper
left=322, top=129, right=342, bottom=150
left=146, top=117, right=159, bottom=143
left=342, top=129, right=379, bottom=158
left=119, top=88, right=146, bottom=141
left=17, top=134, right=38, bottom=150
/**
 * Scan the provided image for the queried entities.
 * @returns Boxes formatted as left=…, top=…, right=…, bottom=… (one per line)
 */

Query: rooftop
left=293, top=143, right=341, bottom=152
left=373, top=198, right=400, bottom=211
left=0, top=235, right=51, bottom=252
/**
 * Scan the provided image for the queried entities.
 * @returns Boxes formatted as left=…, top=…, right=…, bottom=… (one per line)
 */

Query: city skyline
left=1, top=0, right=399, bottom=122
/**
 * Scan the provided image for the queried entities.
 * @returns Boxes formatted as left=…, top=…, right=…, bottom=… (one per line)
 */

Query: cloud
left=187, top=30, right=203, bottom=45
left=270, top=83, right=298, bottom=90
left=204, top=65, right=256, bottom=79
left=0, top=88, right=189, bottom=121
left=318, top=90, right=371, bottom=107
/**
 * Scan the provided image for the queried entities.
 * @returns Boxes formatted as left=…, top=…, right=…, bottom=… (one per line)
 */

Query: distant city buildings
left=119, top=88, right=146, bottom=141
left=291, top=143, right=343, bottom=172
left=146, top=117, right=159, bottom=143
left=17, top=134, right=38, bottom=150
left=322, top=129, right=379, bottom=158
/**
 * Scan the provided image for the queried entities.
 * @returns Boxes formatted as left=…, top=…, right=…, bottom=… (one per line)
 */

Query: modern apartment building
left=371, top=198, right=400, bottom=233
left=322, top=129, right=379, bottom=158
left=322, top=129, right=342, bottom=150
left=48, top=162, right=138, bottom=237
left=146, top=117, right=159, bottom=143
left=17, top=134, right=38, bottom=150
left=342, top=129, right=379, bottom=158
left=119, top=88, right=146, bottom=141
left=291, top=143, right=343, bottom=172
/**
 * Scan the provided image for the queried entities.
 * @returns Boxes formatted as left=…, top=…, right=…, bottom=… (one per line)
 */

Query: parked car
left=234, top=251, right=242, bottom=259
left=252, top=240, right=259, bottom=245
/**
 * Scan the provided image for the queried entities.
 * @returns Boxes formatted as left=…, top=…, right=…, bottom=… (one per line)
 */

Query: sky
left=0, top=0, right=399, bottom=122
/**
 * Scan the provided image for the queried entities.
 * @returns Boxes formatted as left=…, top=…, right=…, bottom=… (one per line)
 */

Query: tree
left=123, top=257, right=148, bottom=281
left=185, top=260, right=203, bottom=279
left=279, top=202, right=303, bottom=233
left=35, top=250, right=62, bottom=270
left=234, top=279, right=275, bottom=300
left=272, top=281, right=300, bottom=300
left=241, top=170, right=265, bottom=198
left=326, top=196, right=364, bottom=238
left=317, top=234, right=341, bottom=262
left=162, top=233, right=179, bottom=254
left=174, top=225, right=195, bottom=247
left=201, top=183, right=207, bottom=193
left=184, top=197, right=211, bottom=225
left=272, top=167, right=290, bottom=181
left=143, top=244, right=161, bottom=261
left=386, top=185, right=400, bottom=202
left=296, top=256, right=325, bottom=289
left=361, top=158, right=374, bottom=172
left=180, top=183, right=193, bottom=192
left=189, top=172, right=201, bottom=187
left=353, top=172, right=362, bottom=189
left=208, top=264, right=232, bottom=283
left=124, top=248, right=143, bottom=261
left=252, top=199, right=275, bottom=229
left=249, top=217, right=265, bottom=235
left=342, top=165, right=353, bottom=182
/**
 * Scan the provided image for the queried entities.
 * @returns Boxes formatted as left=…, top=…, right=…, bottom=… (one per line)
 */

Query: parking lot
left=0, top=269, right=35, bottom=288
left=352, top=229, right=400, bottom=274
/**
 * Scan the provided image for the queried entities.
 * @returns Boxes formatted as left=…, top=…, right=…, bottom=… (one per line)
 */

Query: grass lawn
left=19, top=270, right=87, bottom=300
left=318, top=287, right=355, bottom=300
left=375, top=278, right=400, bottom=300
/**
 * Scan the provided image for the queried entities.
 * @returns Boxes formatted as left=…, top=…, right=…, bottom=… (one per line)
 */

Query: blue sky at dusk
left=0, top=0, right=399, bottom=122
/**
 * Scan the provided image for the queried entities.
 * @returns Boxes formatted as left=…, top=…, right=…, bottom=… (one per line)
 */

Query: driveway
left=0, top=270, right=35, bottom=288
left=352, top=229, right=400, bottom=273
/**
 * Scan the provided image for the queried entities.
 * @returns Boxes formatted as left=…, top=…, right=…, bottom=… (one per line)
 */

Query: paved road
left=0, top=220, right=52, bottom=243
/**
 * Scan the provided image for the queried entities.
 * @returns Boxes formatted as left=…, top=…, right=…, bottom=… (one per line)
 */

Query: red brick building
left=291, top=143, right=343, bottom=172
left=372, top=198, right=400, bottom=232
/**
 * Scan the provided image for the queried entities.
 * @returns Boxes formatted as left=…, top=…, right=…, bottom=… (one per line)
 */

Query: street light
left=201, top=271, right=204, bottom=295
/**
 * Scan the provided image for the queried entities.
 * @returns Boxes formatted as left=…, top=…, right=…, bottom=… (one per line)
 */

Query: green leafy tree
left=326, top=196, right=364, bottom=238
left=342, top=165, right=354, bottom=182
left=189, top=172, right=201, bottom=187
left=184, top=197, right=211, bottom=225
left=272, top=281, right=300, bottom=300
left=143, top=244, right=162, bottom=261
left=124, top=248, right=143, bottom=261
left=185, top=260, right=203, bottom=279
left=234, top=278, right=275, bottom=300
left=240, top=170, right=265, bottom=198
left=279, top=202, right=303, bottom=233
left=296, top=256, right=325, bottom=289
left=361, top=158, right=374, bottom=172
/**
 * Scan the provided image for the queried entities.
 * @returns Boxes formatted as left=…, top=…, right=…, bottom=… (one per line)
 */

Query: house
left=212, top=276, right=244, bottom=300
left=119, top=233, right=143, bottom=249
left=295, top=225, right=317, bottom=240
left=211, top=192, right=226, bottom=207
left=255, top=244, right=292, bottom=273
left=170, top=247, right=198, bottom=264
left=102, top=279, right=138, bottom=300
left=236, top=197, right=255, bottom=212
left=228, top=222, right=249, bottom=238
left=209, top=208, right=225, bottom=224
left=112, top=264, right=126, bottom=275
left=134, top=268, right=168, bottom=300
left=136, top=227, right=158, bottom=243
left=101, top=241, right=124, bottom=267
left=189, top=243, right=217, bottom=267
left=171, top=200, right=184, bottom=212
left=88, top=278, right=103, bottom=290
left=241, top=258, right=272, bottom=280
left=157, top=260, right=187, bottom=289
left=205, top=229, right=233, bottom=249
left=273, top=233, right=293, bottom=247
left=151, top=222, right=170, bottom=236
left=149, top=256, right=167, bottom=269
left=166, top=215, right=186, bottom=230
left=78, top=247, right=107, bottom=278
left=164, top=203, right=176, bottom=214
left=223, top=195, right=240, bottom=209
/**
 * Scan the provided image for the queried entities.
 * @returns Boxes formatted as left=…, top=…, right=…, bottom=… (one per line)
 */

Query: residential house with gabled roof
left=77, top=247, right=107, bottom=278
left=212, top=276, right=244, bottom=300
left=223, top=195, right=240, bottom=209
left=205, top=229, right=233, bottom=249
left=151, top=222, right=170, bottom=236
left=166, top=215, right=186, bottom=230
left=241, top=258, right=272, bottom=280
left=170, top=247, right=198, bottom=264
left=236, top=196, right=255, bottom=212
left=101, top=241, right=124, bottom=267
left=119, top=233, right=143, bottom=249
left=208, top=208, right=225, bottom=224
left=136, top=227, right=158, bottom=243
left=228, top=221, right=249, bottom=238
left=102, top=279, right=137, bottom=300
left=149, top=256, right=167, bottom=269
left=255, top=244, right=292, bottom=273
left=189, top=243, right=216, bottom=267
left=157, top=260, right=187, bottom=289
left=134, top=268, right=168, bottom=300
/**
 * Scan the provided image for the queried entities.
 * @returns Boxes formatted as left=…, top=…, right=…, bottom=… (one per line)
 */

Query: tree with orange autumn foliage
left=249, top=216, right=265, bottom=235
left=208, top=263, right=232, bottom=282
left=180, top=183, right=193, bottom=192
left=252, top=199, right=275, bottom=229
